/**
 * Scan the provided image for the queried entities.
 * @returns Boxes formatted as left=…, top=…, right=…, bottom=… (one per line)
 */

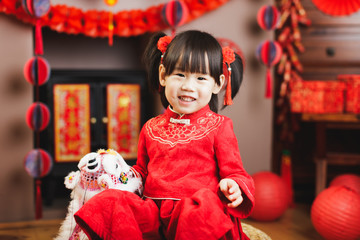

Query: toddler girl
left=75, top=30, right=255, bottom=240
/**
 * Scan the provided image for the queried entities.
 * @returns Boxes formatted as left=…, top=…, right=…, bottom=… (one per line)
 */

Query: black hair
left=142, top=30, right=243, bottom=113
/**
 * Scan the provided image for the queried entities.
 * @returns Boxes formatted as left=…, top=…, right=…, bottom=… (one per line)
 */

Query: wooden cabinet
left=299, top=0, right=360, bottom=73
left=37, top=70, right=154, bottom=204
left=273, top=0, right=360, bottom=202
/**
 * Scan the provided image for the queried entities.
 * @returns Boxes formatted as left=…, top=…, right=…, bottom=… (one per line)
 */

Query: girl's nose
left=180, top=77, right=194, bottom=91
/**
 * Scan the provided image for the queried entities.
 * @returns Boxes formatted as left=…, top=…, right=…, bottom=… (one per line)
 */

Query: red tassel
left=35, top=20, right=43, bottom=55
left=224, top=70, right=233, bottom=105
left=108, top=12, right=114, bottom=46
left=108, top=28, right=113, bottom=46
left=35, top=179, right=43, bottom=219
left=265, top=68, right=272, bottom=98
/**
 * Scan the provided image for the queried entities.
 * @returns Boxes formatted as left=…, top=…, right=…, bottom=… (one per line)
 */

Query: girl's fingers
left=228, top=195, right=243, bottom=208
left=228, top=190, right=241, bottom=201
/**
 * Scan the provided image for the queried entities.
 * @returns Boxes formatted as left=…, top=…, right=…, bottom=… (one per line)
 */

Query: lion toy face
left=66, top=149, right=142, bottom=194
left=55, top=149, right=142, bottom=240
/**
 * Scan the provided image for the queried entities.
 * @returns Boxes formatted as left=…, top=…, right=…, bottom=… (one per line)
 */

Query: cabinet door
left=107, top=84, right=141, bottom=159
left=53, top=84, right=91, bottom=162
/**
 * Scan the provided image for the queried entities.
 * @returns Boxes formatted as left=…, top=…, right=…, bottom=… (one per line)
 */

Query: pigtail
left=142, top=32, right=171, bottom=109
left=221, top=53, right=244, bottom=110
left=142, top=32, right=166, bottom=92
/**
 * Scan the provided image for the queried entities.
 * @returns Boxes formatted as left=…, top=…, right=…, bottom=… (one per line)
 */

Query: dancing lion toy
left=54, top=149, right=142, bottom=240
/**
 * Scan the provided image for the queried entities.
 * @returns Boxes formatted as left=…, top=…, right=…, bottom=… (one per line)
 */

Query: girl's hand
left=219, top=178, right=243, bottom=208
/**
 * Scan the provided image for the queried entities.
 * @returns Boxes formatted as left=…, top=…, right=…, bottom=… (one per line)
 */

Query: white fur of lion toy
left=54, top=149, right=143, bottom=240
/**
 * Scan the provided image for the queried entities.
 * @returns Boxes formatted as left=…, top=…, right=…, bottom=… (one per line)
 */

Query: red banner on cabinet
left=107, top=84, right=140, bottom=159
left=54, top=84, right=91, bottom=162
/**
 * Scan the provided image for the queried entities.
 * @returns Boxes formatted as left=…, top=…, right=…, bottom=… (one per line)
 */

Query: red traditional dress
left=75, top=105, right=255, bottom=240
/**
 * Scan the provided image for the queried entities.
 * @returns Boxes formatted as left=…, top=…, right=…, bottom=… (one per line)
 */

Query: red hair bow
left=157, top=36, right=173, bottom=54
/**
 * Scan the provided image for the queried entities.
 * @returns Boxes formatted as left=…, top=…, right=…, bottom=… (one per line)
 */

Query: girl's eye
left=176, top=73, right=185, bottom=77
left=197, top=76, right=207, bottom=81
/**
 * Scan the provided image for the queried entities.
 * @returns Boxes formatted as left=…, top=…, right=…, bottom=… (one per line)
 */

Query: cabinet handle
left=326, top=47, right=335, bottom=57
left=102, top=117, right=109, bottom=124
left=90, top=117, right=97, bottom=124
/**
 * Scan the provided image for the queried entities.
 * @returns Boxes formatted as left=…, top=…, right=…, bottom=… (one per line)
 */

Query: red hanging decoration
left=23, top=56, right=51, bottom=86
left=256, top=4, right=282, bottom=99
left=1, top=0, right=229, bottom=38
left=257, top=5, right=280, bottom=31
left=161, top=0, right=189, bottom=36
left=311, top=0, right=360, bottom=16
left=25, top=102, right=51, bottom=132
left=256, top=40, right=282, bottom=98
left=24, top=148, right=53, bottom=219
left=104, top=0, right=118, bottom=46
left=21, top=0, right=50, bottom=55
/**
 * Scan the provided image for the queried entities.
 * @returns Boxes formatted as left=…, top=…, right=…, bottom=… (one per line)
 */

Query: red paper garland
left=311, top=0, right=360, bottom=16
left=0, top=0, right=229, bottom=38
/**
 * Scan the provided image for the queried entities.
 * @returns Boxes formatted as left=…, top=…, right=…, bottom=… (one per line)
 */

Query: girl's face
left=159, top=59, right=224, bottom=115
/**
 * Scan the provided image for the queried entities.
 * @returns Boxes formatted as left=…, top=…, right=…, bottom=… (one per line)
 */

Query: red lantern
left=25, top=102, right=50, bottom=131
left=161, top=0, right=189, bottom=36
left=22, top=0, right=51, bottom=55
left=329, top=174, right=360, bottom=194
left=24, top=148, right=53, bottom=219
left=257, top=5, right=280, bottom=30
left=104, top=0, right=118, bottom=6
left=256, top=40, right=282, bottom=98
left=24, top=148, right=53, bottom=179
left=249, top=171, right=289, bottom=221
left=311, top=186, right=360, bottom=240
left=23, top=56, right=50, bottom=86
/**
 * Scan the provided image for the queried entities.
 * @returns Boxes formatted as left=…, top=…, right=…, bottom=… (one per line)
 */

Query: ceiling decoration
left=0, top=0, right=229, bottom=37
left=311, top=0, right=360, bottom=16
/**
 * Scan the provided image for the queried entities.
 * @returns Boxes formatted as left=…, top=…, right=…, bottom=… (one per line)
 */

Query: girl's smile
left=179, top=96, right=196, bottom=102
left=159, top=62, right=224, bottom=115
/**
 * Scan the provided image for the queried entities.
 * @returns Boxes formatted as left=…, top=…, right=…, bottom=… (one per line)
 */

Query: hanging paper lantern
left=25, top=102, right=50, bottom=131
left=22, top=0, right=50, bottom=18
left=22, top=0, right=51, bottom=55
left=23, top=56, right=51, bottom=86
left=24, top=148, right=53, bottom=179
left=24, top=148, right=53, bottom=219
left=33, top=0, right=51, bottom=18
left=311, top=186, right=360, bottom=240
left=256, top=40, right=282, bottom=98
left=249, top=171, right=289, bottom=221
left=161, top=0, right=189, bottom=35
left=22, top=0, right=34, bottom=16
left=311, top=0, right=360, bottom=16
left=104, top=0, right=118, bottom=6
left=257, top=5, right=280, bottom=30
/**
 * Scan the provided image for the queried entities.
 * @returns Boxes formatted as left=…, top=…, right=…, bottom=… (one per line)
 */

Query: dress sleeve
left=214, top=117, right=255, bottom=218
left=132, top=125, right=149, bottom=182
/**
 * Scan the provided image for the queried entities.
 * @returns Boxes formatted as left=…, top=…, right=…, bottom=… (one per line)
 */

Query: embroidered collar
left=166, top=105, right=211, bottom=125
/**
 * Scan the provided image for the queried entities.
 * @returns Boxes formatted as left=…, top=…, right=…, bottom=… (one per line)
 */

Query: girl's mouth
left=179, top=96, right=196, bottom=102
